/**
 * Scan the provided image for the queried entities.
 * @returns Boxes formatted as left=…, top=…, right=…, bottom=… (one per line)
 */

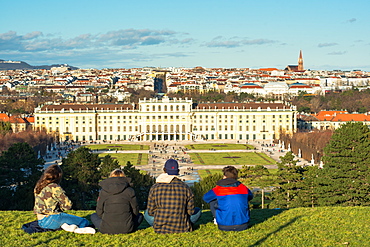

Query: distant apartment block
left=34, top=97, right=297, bottom=142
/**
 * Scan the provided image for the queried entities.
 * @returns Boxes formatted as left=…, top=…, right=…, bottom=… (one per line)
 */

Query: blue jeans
left=144, top=207, right=201, bottom=226
left=38, top=213, right=90, bottom=230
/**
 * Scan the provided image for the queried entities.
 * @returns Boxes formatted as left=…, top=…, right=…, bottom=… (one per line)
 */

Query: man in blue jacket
left=203, top=166, right=253, bottom=231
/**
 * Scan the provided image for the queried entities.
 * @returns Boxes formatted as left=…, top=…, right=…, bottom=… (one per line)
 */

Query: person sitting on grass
left=203, top=165, right=253, bottom=231
left=90, top=169, right=143, bottom=234
left=144, top=159, right=201, bottom=234
left=34, top=164, right=95, bottom=234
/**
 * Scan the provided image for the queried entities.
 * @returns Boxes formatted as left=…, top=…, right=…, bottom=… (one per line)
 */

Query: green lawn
left=185, top=143, right=254, bottom=150
left=85, top=144, right=150, bottom=151
left=189, top=152, right=275, bottom=166
left=197, top=169, right=223, bottom=179
left=98, top=153, right=148, bottom=166
left=3, top=207, right=369, bottom=246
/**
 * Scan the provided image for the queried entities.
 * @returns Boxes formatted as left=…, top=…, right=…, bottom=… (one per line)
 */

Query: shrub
left=191, top=173, right=222, bottom=209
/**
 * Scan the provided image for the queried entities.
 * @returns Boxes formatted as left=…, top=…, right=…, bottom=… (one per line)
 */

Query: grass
left=189, top=152, right=275, bottom=166
left=98, top=153, right=148, bottom=166
left=185, top=143, right=254, bottom=150
left=2, top=207, right=370, bottom=246
left=85, top=144, right=150, bottom=151
left=197, top=169, right=223, bottom=179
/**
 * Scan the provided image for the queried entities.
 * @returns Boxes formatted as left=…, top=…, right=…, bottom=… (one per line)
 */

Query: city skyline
left=1, top=0, right=370, bottom=71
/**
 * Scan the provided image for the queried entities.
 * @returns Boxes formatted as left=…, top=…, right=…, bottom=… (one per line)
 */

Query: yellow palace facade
left=34, top=96, right=297, bottom=142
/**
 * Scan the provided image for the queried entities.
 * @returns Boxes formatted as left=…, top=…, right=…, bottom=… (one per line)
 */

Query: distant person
left=90, top=169, right=143, bottom=234
left=34, top=164, right=95, bottom=234
left=145, top=159, right=201, bottom=234
left=203, top=166, right=253, bottom=231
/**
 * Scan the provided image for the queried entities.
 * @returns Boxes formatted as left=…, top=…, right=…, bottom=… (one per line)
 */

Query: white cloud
left=318, top=43, right=338, bottom=48
left=205, top=36, right=276, bottom=48
left=328, top=51, right=347, bottom=55
left=347, top=18, right=357, bottom=23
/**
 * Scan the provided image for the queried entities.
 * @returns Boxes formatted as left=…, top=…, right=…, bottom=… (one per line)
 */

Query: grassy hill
left=1, top=207, right=369, bottom=246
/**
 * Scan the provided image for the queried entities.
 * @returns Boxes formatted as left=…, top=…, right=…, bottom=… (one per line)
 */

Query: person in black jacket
left=90, top=169, right=143, bottom=234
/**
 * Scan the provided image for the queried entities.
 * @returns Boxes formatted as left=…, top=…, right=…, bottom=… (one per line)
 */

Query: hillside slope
left=0, top=207, right=369, bottom=247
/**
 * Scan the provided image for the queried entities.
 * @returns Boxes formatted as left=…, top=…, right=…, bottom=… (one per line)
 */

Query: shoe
left=74, top=227, right=96, bottom=234
left=61, top=223, right=78, bottom=232
left=213, top=218, right=217, bottom=225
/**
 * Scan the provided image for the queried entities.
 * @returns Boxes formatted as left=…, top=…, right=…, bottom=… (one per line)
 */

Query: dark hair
left=34, top=164, right=63, bottom=194
left=222, top=166, right=238, bottom=179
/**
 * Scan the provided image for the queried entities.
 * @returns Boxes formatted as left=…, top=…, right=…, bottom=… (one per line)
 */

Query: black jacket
left=96, top=177, right=139, bottom=234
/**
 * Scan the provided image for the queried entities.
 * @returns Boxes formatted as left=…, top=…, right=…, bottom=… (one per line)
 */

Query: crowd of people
left=30, top=159, right=253, bottom=235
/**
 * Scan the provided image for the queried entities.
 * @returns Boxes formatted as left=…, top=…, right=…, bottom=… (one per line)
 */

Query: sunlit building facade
left=34, top=96, right=297, bottom=142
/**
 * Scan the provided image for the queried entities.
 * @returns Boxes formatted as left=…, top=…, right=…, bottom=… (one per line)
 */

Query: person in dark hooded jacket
left=90, top=169, right=143, bottom=234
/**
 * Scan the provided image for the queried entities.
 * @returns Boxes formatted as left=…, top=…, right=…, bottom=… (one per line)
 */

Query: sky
left=1, top=0, right=370, bottom=71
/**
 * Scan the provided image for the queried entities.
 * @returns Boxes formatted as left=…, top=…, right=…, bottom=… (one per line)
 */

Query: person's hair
left=222, top=166, right=238, bottom=179
left=34, top=164, right=63, bottom=194
left=109, top=169, right=125, bottom=177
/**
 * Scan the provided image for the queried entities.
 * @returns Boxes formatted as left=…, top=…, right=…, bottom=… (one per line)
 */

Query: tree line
left=0, top=129, right=55, bottom=155
left=293, top=88, right=370, bottom=113
left=279, top=129, right=333, bottom=163
left=250, top=122, right=369, bottom=208
left=0, top=145, right=154, bottom=211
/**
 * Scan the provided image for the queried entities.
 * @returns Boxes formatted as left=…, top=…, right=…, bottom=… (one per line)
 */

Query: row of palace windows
left=145, top=105, right=187, bottom=112
left=70, top=133, right=273, bottom=142
left=193, top=125, right=289, bottom=131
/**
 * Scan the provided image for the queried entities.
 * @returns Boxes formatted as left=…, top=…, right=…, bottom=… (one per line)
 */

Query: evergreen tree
left=122, top=161, right=155, bottom=210
left=61, top=146, right=101, bottom=209
left=296, top=166, right=319, bottom=208
left=191, top=173, right=223, bottom=209
left=270, top=151, right=306, bottom=208
left=99, top=154, right=120, bottom=179
left=318, top=122, right=370, bottom=206
left=0, top=142, right=44, bottom=210
left=239, top=165, right=275, bottom=209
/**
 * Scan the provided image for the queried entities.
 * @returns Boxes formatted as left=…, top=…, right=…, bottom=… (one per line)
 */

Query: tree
left=317, top=122, right=370, bottom=206
left=61, top=147, right=101, bottom=209
left=99, top=154, right=120, bottom=179
left=122, top=161, right=155, bottom=210
left=295, top=166, right=319, bottom=208
left=0, top=142, right=44, bottom=210
left=239, top=165, right=275, bottom=209
left=191, top=173, right=223, bottom=209
left=0, top=120, right=12, bottom=135
left=270, top=151, right=306, bottom=209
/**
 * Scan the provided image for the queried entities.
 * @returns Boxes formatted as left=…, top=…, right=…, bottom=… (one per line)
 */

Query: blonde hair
left=109, top=169, right=125, bottom=178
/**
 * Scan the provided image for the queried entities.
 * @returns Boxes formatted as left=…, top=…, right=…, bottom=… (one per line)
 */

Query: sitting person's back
left=91, top=169, right=142, bottom=234
left=145, top=159, right=201, bottom=234
left=203, top=166, right=253, bottom=231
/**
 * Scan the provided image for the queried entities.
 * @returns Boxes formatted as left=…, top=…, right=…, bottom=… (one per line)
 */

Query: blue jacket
left=203, top=178, right=253, bottom=231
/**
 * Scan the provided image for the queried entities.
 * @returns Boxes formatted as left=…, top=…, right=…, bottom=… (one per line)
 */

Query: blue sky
left=1, top=0, right=369, bottom=71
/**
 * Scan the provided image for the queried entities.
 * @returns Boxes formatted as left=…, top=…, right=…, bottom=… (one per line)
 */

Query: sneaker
left=61, top=223, right=78, bottom=232
left=213, top=218, right=217, bottom=225
left=74, top=227, right=96, bottom=234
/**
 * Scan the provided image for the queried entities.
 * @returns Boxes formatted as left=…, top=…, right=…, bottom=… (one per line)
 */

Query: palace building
left=34, top=96, right=297, bottom=142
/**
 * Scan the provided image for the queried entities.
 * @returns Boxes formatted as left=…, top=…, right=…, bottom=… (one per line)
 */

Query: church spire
left=298, top=50, right=304, bottom=71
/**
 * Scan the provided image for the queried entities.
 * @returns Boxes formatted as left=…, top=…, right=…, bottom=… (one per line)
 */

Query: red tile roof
left=331, top=114, right=370, bottom=122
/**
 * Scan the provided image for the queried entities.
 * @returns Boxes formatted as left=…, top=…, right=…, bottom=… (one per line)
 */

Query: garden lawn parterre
left=197, top=169, right=223, bottom=179
left=85, top=144, right=150, bottom=151
left=189, top=152, right=275, bottom=166
left=185, top=143, right=254, bottom=150
left=98, top=153, right=148, bottom=166
left=3, top=207, right=370, bottom=246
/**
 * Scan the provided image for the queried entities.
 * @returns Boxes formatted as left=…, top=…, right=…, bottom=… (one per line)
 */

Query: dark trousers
left=209, top=200, right=218, bottom=218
